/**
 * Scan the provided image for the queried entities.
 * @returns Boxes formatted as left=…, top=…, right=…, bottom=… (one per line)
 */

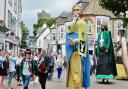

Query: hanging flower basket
left=6, top=33, right=9, bottom=36
left=16, top=36, right=20, bottom=39
left=10, top=32, right=15, bottom=35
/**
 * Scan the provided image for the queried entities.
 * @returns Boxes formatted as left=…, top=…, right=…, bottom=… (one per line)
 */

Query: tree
left=33, top=18, right=57, bottom=36
left=99, top=0, right=128, bottom=26
left=19, top=22, right=29, bottom=48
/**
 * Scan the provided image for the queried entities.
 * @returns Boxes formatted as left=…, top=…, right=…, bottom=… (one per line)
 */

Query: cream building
left=0, top=0, right=22, bottom=55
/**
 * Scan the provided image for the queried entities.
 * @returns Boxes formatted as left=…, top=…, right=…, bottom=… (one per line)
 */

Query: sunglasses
left=26, top=52, right=31, bottom=54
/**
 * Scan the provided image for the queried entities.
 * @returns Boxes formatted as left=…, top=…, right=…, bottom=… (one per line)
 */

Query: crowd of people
left=0, top=48, right=66, bottom=89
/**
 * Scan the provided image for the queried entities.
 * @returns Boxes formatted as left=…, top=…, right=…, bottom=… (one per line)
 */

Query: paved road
left=2, top=69, right=128, bottom=89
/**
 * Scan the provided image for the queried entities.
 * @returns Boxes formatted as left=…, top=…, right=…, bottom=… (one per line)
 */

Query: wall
left=0, top=0, right=5, bottom=21
left=36, top=27, right=50, bottom=50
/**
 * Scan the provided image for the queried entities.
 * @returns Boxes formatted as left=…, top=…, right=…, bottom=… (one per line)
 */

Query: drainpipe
left=4, top=0, right=6, bottom=51
left=4, top=0, right=6, bottom=24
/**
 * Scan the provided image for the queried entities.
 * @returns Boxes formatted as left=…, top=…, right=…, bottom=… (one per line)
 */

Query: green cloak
left=96, top=31, right=117, bottom=78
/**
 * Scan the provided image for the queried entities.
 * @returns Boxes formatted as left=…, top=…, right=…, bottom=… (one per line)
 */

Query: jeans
left=22, top=75, right=31, bottom=89
left=57, top=68, right=62, bottom=79
left=38, top=72, right=48, bottom=89
left=8, top=72, right=14, bottom=87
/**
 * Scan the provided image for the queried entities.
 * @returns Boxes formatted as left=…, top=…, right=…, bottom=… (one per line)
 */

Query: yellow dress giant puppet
left=66, top=5, right=90, bottom=89
left=115, top=29, right=128, bottom=79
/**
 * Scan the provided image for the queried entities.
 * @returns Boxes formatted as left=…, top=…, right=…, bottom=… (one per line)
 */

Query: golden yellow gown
left=116, top=37, right=128, bottom=79
left=68, top=52, right=82, bottom=89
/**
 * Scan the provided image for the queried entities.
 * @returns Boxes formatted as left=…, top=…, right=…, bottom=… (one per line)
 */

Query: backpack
left=0, top=61, right=3, bottom=69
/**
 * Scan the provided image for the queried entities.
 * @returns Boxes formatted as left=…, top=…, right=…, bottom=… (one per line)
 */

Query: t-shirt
left=16, top=57, right=22, bottom=65
left=9, top=56, right=16, bottom=72
left=22, top=60, right=32, bottom=75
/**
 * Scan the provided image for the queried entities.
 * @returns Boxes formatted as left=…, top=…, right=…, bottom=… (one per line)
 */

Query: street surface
left=2, top=69, right=128, bottom=89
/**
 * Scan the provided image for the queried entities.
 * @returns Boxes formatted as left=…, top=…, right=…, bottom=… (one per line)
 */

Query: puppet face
left=72, top=5, right=82, bottom=17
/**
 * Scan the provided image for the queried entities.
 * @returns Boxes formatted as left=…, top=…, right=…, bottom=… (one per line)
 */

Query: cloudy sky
left=22, top=0, right=79, bottom=32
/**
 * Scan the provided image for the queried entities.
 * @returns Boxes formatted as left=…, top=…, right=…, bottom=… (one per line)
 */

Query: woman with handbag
left=115, top=29, right=128, bottom=79
left=37, top=50, right=51, bottom=89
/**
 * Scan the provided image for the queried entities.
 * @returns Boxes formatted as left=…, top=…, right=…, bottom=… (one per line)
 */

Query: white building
left=36, top=24, right=50, bottom=52
left=0, top=0, right=22, bottom=55
left=52, top=11, right=72, bottom=56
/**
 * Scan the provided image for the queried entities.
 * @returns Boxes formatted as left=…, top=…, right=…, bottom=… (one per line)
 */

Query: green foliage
left=99, top=0, right=128, bottom=16
left=19, top=22, right=29, bottom=48
left=99, top=0, right=128, bottom=26
left=33, top=18, right=57, bottom=35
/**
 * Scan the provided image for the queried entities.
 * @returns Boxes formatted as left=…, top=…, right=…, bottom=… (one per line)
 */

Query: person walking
left=21, top=49, right=36, bottom=89
left=7, top=50, right=16, bottom=89
left=0, top=52, right=7, bottom=87
left=56, top=54, right=64, bottom=81
left=89, top=51, right=94, bottom=75
left=16, top=53, right=24, bottom=86
left=37, top=50, right=51, bottom=89
left=47, top=54, right=54, bottom=80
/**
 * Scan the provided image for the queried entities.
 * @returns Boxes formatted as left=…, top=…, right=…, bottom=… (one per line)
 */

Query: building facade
left=38, top=10, right=51, bottom=21
left=0, top=0, right=22, bottom=55
left=78, top=0, right=126, bottom=54
left=52, top=0, right=127, bottom=55
left=36, top=25, right=51, bottom=52
left=51, top=11, right=72, bottom=56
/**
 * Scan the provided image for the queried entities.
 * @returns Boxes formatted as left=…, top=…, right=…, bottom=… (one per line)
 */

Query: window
left=96, top=18, right=101, bottom=33
left=14, top=0, right=17, bottom=13
left=61, top=33, right=64, bottom=38
left=117, top=20, right=127, bottom=38
left=117, top=20, right=124, bottom=29
left=61, top=26, right=64, bottom=32
left=8, top=11, right=12, bottom=29
left=11, top=17, right=17, bottom=32
left=61, top=27, right=63, bottom=32
left=87, top=20, right=93, bottom=33
left=52, top=34, right=56, bottom=40
left=96, top=16, right=109, bottom=33
left=39, top=40, right=41, bottom=47
left=8, top=0, right=12, bottom=6
left=96, top=16, right=109, bottom=40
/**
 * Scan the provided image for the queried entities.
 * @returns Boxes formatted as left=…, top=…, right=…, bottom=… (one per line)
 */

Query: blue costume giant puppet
left=66, top=5, right=90, bottom=89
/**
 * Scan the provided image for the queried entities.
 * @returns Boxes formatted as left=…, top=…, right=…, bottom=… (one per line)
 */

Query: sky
left=22, top=0, right=79, bottom=33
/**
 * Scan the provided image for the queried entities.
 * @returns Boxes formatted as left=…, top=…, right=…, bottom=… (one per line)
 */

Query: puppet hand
left=70, top=40, right=77, bottom=46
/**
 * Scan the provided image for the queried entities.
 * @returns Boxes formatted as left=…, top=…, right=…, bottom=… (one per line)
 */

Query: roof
left=83, top=0, right=115, bottom=17
left=76, top=0, right=89, bottom=9
left=36, top=27, right=49, bottom=40
left=59, top=11, right=72, bottom=18
left=59, top=11, right=73, bottom=24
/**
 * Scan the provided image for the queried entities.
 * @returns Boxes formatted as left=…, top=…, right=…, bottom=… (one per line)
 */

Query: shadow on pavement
left=96, top=81, right=115, bottom=85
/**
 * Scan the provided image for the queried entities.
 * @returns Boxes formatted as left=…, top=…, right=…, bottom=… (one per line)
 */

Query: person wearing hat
left=96, top=23, right=117, bottom=83
left=21, top=49, right=36, bottom=89
left=115, top=28, right=128, bottom=79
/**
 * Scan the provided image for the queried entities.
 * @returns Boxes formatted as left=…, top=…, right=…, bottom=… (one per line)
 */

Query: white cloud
left=22, top=0, right=79, bottom=31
